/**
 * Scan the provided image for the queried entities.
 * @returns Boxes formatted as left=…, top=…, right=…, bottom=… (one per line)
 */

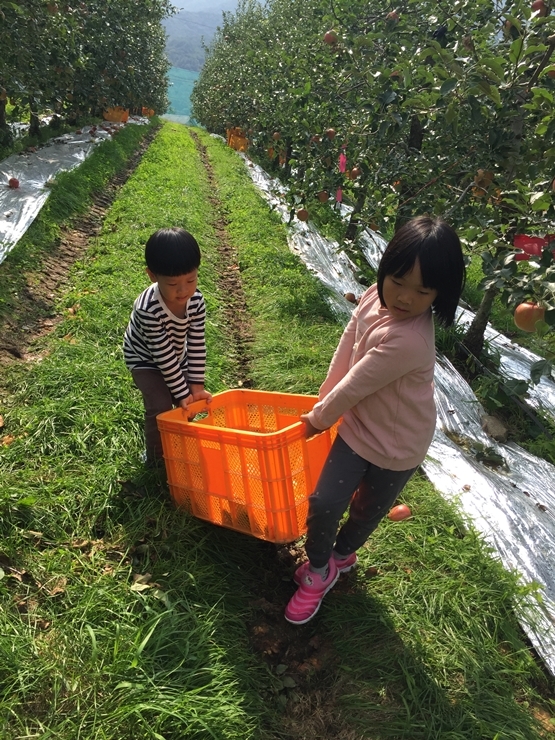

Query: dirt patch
left=0, top=125, right=159, bottom=366
left=189, top=130, right=254, bottom=388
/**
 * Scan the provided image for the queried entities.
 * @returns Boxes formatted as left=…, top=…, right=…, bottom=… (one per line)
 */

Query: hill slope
left=163, top=4, right=237, bottom=71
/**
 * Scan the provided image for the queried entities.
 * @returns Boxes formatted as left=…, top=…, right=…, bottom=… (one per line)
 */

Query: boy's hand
left=300, top=414, right=324, bottom=439
left=178, top=397, right=192, bottom=411
left=191, top=388, right=213, bottom=404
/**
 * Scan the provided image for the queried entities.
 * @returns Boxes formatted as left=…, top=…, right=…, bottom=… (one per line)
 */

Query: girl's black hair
left=377, top=216, right=466, bottom=327
left=145, top=228, right=201, bottom=276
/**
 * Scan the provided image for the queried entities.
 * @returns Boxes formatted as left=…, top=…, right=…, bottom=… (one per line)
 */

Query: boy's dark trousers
left=305, top=434, right=416, bottom=568
left=131, top=368, right=175, bottom=463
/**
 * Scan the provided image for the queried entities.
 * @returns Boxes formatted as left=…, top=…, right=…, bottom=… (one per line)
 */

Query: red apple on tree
left=325, top=128, right=336, bottom=140
left=8, top=178, right=19, bottom=189
left=531, top=0, right=548, bottom=15
left=386, top=10, right=400, bottom=22
left=272, top=131, right=281, bottom=141
left=323, top=29, right=338, bottom=45
left=514, top=302, right=545, bottom=332
left=317, top=190, right=329, bottom=202
left=296, top=208, right=309, bottom=221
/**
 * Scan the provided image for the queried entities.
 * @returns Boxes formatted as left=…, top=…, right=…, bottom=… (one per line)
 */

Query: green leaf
left=530, top=358, right=551, bottom=382
left=445, top=102, right=457, bottom=124
left=509, top=39, right=524, bottom=65
left=505, top=15, right=522, bottom=32
left=532, top=87, right=554, bottom=103
left=483, top=57, right=506, bottom=78
left=504, top=379, right=529, bottom=398
left=439, top=78, right=458, bottom=96
left=530, top=192, right=551, bottom=211
left=282, top=676, right=297, bottom=688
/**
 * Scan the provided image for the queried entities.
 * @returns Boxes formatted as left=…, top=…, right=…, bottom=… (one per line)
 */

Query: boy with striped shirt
left=124, top=228, right=212, bottom=467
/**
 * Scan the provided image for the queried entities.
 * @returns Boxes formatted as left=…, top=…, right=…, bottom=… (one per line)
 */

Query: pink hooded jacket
left=307, top=284, right=436, bottom=471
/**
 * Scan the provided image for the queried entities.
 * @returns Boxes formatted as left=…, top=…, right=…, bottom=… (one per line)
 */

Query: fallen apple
left=317, top=190, right=329, bottom=202
left=296, top=208, right=309, bottom=222
left=514, top=302, right=545, bottom=332
left=8, top=177, right=19, bottom=189
left=323, top=29, right=338, bottom=45
left=344, top=292, right=356, bottom=303
left=387, top=504, right=412, bottom=521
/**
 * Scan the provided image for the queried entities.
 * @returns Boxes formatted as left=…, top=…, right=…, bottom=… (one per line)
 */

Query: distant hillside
left=164, top=4, right=237, bottom=71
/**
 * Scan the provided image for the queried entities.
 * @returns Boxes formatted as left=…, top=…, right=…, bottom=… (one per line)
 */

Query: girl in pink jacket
left=285, top=216, right=466, bottom=625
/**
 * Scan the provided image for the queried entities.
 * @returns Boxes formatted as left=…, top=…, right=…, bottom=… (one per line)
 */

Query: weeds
left=0, top=122, right=553, bottom=739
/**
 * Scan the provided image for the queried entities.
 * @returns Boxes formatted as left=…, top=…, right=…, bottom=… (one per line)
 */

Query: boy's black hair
left=377, top=216, right=466, bottom=327
left=145, top=228, right=201, bottom=276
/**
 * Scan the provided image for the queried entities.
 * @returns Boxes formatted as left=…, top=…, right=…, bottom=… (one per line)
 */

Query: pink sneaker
left=285, top=558, right=339, bottom=625
left=293, top=551, right=357, bottom=585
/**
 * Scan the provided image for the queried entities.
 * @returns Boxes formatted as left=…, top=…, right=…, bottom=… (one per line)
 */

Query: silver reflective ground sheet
left=0, top=118, right=148, bottom=265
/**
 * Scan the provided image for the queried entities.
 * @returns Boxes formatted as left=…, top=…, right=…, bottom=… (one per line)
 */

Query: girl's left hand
left=301, top=414, right=324, bottom=439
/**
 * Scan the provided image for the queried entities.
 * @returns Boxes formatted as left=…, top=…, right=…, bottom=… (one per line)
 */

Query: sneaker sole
left=284, top=569, right=340, bottom=625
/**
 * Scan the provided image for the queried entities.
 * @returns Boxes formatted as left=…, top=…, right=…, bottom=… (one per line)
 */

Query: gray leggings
left=305, top=434, right=416, bottom=568
left=131, top=368, right=175, bottom=463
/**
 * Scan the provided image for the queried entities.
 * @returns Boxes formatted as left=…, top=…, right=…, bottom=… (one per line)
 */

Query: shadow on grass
left=105, top=468, right=547, bottom=740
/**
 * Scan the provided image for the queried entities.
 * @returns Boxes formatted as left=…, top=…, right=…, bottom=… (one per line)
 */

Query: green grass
left=0, top=122, right=554, bottom=739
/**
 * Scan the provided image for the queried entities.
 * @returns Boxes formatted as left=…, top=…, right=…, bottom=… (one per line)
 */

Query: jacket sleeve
left=308, top=328, right=432, bottom=430
left=318, top=306, right=358, bottom=399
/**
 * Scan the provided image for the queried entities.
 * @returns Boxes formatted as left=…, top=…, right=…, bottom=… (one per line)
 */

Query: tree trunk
left=29, top=97, right=40, bottom=138
left=344, top=190, right=366, bottom=242
left=461, top=283, right=499, bottom=358
left=394, top=115, right=424, bottom=231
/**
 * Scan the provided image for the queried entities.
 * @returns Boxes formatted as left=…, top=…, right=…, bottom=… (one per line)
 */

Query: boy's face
left=147, top=268, right=198, bottom=312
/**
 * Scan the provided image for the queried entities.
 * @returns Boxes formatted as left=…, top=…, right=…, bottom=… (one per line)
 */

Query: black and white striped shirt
left=123, top=284, right=206, bottom=401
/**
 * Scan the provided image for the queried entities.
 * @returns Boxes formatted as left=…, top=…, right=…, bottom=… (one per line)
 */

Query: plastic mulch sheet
left=0, top=117, right=149, bottom=266
left=240, top=152, right=555, bottom=676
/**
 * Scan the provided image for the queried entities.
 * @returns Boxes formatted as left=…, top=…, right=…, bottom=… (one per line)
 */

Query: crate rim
left=156, top=388, right=319, bottom=438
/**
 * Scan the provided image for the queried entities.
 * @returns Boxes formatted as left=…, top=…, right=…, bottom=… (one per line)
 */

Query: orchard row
left=0, top=0, right=172, bottom=141
left=192, top=0, right=555, bottom=349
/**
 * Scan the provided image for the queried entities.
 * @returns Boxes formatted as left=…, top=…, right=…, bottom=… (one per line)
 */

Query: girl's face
left=382, top=259, right=437, bottom=320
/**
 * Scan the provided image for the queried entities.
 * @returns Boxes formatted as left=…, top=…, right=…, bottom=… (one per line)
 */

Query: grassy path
left=0, top=122, right=553, bottom=739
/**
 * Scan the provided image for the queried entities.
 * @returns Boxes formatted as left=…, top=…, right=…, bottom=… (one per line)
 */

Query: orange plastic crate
left=156, top=389, right=337, bottom=543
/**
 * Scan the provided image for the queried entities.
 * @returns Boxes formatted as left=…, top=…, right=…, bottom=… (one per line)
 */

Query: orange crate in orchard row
left=156, top=389, right=337, bottom=544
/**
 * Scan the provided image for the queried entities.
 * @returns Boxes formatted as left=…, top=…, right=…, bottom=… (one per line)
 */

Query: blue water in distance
left=167, top=67, right=199, bottom=121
